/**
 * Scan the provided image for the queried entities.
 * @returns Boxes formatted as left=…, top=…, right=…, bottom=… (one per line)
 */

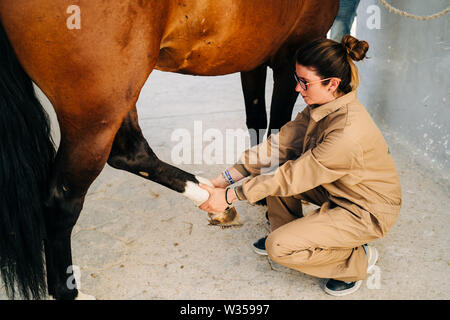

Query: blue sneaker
left=324, top=279, right=363, bottom=296
left=324, top=244, right=379, bottom=296
left=252, top=236, right=268, bottom=256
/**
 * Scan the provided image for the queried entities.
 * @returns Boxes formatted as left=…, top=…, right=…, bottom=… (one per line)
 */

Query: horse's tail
left=0, top=20, right=56, bottom=299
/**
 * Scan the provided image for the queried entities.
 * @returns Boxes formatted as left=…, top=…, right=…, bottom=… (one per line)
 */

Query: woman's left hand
left=198, top=184, right=229, bottom=213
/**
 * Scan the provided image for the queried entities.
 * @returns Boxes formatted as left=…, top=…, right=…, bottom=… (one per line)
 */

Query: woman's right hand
left=210, top=174, right=229, bottom=189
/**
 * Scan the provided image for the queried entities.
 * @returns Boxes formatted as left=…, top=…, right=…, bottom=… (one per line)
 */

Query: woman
left=199, top=35, right=402, bottom=297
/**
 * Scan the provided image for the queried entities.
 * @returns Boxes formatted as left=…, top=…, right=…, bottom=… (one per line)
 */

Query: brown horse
left=0, top=0, right=338, bottom=299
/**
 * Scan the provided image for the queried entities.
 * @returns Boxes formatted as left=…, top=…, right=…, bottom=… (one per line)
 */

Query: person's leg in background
left=329, top=0, right=361, bottom=41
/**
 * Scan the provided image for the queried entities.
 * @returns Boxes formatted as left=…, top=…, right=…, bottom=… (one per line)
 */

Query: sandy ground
left=1, top=70, right=449, bottom=300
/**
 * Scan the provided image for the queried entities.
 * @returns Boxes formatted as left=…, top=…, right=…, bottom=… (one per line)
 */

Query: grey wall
left=355, top=0, right=449, bottom=179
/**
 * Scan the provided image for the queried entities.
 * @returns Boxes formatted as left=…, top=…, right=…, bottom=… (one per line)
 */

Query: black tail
left=0, top=20, right=56, bottom=299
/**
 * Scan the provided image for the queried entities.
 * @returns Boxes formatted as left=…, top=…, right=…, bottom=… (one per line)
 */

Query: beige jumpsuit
left=233, top=91, right=402, bottom=282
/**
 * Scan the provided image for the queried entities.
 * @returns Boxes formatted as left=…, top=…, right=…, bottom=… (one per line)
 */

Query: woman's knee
left=266, top=226, right=311, bottom=265
left=266, top=231, right=288, bottom=262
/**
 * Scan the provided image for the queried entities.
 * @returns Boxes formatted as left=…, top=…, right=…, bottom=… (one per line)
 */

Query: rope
left=379, top=0, right=450, bottom=21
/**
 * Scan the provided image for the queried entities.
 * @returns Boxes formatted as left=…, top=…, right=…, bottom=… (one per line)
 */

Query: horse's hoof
left=208, top=206, right=242, bottom=227
left=75, top=291, right=96, bottom=300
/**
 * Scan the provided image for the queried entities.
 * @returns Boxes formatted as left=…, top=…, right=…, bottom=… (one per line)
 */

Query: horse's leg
left=107, top=105, right=205, bottom=194
left=43, top=102, right=135, bottom=299
left=267, top=63, right=299, bottom=137
left=107, top=105, right=242, bottom=226
left=240, top=64, right=268, bottom=146
left=42, top=53, right=158, bottom=300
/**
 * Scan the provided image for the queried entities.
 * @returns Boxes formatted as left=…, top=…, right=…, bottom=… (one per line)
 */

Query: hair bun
left=341, top=35, right=369, bottom=61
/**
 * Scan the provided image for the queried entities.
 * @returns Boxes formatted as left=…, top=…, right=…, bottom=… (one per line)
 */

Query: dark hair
left=295, top=35, right=369, bottom=94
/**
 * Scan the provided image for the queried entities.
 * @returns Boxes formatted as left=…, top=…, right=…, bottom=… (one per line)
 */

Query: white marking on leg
left=182, top=176, right=213, bottom=206
left=195, top=175, right=214, bottom=187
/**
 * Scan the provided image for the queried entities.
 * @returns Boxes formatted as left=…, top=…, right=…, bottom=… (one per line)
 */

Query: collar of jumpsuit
left=309, top=90, right=357, bottom=123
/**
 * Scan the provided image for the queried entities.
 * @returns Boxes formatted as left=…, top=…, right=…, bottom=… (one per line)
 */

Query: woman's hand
left=198, top=184, right=232, bottom=213
left=210, top=174, right=229, bottom=188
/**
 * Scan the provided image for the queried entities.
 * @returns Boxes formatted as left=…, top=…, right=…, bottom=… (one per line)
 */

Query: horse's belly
left=154, top=1, right=305, bottom=75
left=155, top=40, right=261, bottom=75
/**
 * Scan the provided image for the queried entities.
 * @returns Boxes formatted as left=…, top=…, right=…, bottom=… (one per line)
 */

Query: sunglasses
left=293, top=72, right=334, bottom=91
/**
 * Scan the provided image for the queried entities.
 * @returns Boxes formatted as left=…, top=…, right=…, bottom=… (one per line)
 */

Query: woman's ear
left=329, top=78, right=341, bottom=93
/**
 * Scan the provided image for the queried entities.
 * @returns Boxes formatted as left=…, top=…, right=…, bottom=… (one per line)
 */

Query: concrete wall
left=354, top=0, right=449, bottom=179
